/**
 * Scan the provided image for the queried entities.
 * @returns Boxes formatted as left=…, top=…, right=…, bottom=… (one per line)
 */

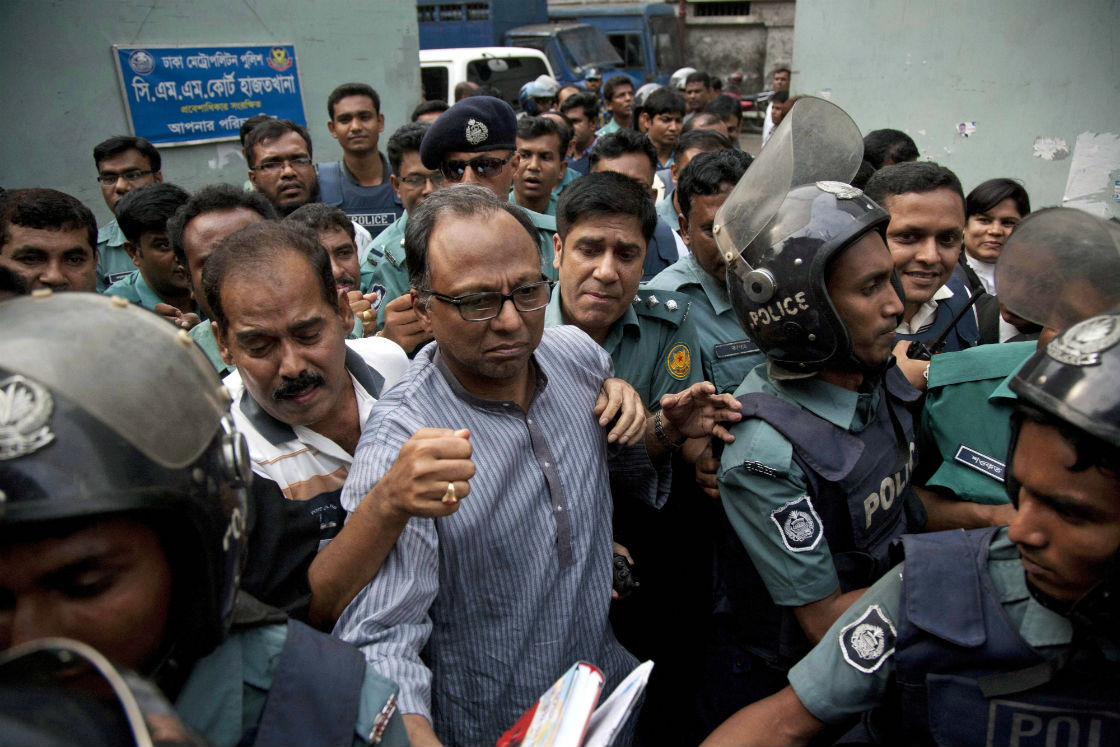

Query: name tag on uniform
left=713, top=339, right=760, bottom=359
left=954, top=445, right=1005, bottom=482
left=350, top=212, right=395, bottom=228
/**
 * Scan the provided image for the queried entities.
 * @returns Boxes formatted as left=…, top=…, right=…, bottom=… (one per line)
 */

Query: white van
left=419, top=47, right=553, bottom=112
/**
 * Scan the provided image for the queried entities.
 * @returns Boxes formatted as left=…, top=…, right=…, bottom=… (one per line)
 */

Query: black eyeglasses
left=250, top=156, right=313, bottom=174
left=96, top=169, right=155, bottom=186
left=423, top=280, right=553, bottom=321
left=399, top=171, right=447, bottom=188
left=440, top=154, right=512, bottom=183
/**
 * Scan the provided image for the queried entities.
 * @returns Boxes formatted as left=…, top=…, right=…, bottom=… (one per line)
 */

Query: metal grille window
left=693, top=2, right=752, bottom=17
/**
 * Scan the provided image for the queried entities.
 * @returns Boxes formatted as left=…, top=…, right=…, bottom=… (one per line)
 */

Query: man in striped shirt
left=335, top=184, right=733, bottom=745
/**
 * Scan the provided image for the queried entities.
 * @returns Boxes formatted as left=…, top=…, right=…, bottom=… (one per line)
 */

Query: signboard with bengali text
left=112, top=43, right=306, bottom=147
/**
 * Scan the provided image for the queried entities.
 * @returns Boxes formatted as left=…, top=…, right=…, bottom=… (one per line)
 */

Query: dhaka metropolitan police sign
left=113, top=44, right=307, bottom=146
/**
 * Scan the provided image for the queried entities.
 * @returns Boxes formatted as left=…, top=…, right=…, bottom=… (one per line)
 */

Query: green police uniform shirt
left=175, top=623, right=407, bottom=746
left=104, top=269, right=166, bottom=311
left=647, top=254, right=765, bottom=395
left=191, top=321, right=234, bottom=378
left=787, top=527, right=1074, bottom=724
left=544, top=286, right=702, bottom=407
left=719, top=364, right=882, bottom=606
left=918, top=341, right=1034, bottom=505
left=96, top=218, right=135, bottom=292
left=363, top=213, right=409, bottom=324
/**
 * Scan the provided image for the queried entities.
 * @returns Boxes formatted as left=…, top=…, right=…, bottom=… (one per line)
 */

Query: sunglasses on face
left=439, top=154, right=512, bottom=183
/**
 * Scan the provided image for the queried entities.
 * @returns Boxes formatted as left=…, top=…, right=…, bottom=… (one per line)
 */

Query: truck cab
left=549, top=3, right=681, bottom=86
left=504, top=22, right=634, bottom=89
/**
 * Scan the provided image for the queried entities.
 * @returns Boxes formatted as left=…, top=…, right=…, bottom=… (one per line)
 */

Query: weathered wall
left=684, top=1, right=794, bottom=93
left=792, top=0, right=1120, bottom=217
left=0, top=1, right=419, bottom=224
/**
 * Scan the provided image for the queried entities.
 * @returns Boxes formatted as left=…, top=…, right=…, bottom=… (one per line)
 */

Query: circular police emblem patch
left=769, top=495, right=823, bottom=552
left=783, top=510, right=816, bottom=542
left=0, top=375, right=55, bottom=461
left=1046, top=315, right=1120, bottom=367
left=465, top=118, right=489, bottom=146
left=128, top=49, right=156, bottom=75
left=667, top=344, right=691, bottom=380
left=839, top=604, right=897, bottom=674
left=816, top=181, right=863, bottom=199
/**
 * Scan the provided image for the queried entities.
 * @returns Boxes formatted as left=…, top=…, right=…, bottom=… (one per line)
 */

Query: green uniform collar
left=758, top=370, right=877, bottom=431
left=544, top=286, right=639, bottom=355
left=96, top=217, right=125, bottom=248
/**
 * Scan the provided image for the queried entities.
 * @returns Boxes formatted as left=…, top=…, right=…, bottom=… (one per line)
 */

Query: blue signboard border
left=111, top=42, right=308, bottom=148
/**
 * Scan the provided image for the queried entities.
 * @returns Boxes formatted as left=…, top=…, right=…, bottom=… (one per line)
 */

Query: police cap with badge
left=419, top=96, right=518, bottom=169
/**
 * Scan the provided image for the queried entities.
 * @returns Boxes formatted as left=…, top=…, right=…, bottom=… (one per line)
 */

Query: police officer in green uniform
left=648, top=149, right=764, bottom=395
left=417, top=96, right=559, bottom=278
left=545, top=171, right=702, bottom=407
left=703, top=308, right=1120, bottom=747
left=915, top=208, right=1120, bottom=531
left=104, top=183, right=198, bottom=320
left=704, top=173, right=925, bottom=733
left=92, top=136, right=164, bottom=292
left=0, top=292, right=407, bottom=747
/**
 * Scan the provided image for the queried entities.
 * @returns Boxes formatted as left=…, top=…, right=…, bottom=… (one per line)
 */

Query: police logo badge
left=839, top=604, right=897, bottom=674
left=1046, top=315, right=1120, bottom=367
left=128, top=49, right=155, bottom=75
left=667, top=344, right=691, bottom=380
left=368, top=284, right=387, bottom=311
left=770, top=495, right=823, bottom=552
left=816, top=181, right=863, bottom=199
left=267, top=47, right=293, bottom=72
left=0, top=375, right=55, bottom=461
left=465, top=118, right=489, bottom=146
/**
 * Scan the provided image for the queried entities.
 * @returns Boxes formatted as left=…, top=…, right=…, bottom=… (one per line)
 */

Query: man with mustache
left=703, top=308, right=1120, bottom=747
left=205, top=221, right=460, bottom=628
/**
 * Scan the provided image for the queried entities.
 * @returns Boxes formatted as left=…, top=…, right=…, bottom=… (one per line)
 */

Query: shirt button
left=556, top=505, right=563, bottom=511
left=527, top=418, right=533, bottom=425
left=543, top=461, right=550, bottom=468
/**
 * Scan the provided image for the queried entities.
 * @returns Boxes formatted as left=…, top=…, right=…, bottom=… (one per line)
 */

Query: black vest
left=895, top=272, right=980, bottom=352
left=317, top=160, right=402, bottom=238
left=883, top=528, right=1120, bottom=747
left=718, top=366, right=923, bottom=668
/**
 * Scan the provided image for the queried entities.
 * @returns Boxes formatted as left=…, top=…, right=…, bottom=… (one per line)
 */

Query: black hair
left=771, top=67, right=791, bottom=78
left=238, top=114, right=276, bottom=147
left=285, top=202, right=355, bottom=241
left=642, top=87, right=686, bottom=119
left=864, top=161, right=965, bottom=210
left=115, top=183, right=191, bottom=244
left=672, top=128, right=732, bottom=162
left=682, top=112, right=729, bottom=136
left=851, top=160, right=878, bottom=190
left=167, top=185, right=278, bottom=271
left=1013, top=403, right=1120, bottom=478
left=684, top=71, right=711, bottom=89
left=242, top=119, right=313, bottom=168
left=93, top=135, right=161, bottom=173
left=387, top=122, right=431, bottom=174
left=560, top=92, right=599, bottom=122
left=0, top=188, right=97, bottom=252
left=517, top=116, right=572, bottom=159
left=589, top=129, right=657, bottom=173
left=0, top=263, right=28, bottom=295
left=405, top=184, right=538, bottom=291
left=327, top=82, right=380, bottom=119
left=411, top=100, right=449, bottom=121
left=204, top=221, right=337, bottom=333
left=863, top=129, right=919, bottom=170
left=966, top=178, right=1031, bottom=219
left=704, top=94, right=742, bottom=123
left=556, top=171, right=657, bottom=243
left=603, top=75, right=634, bottom=102
left=677, top=149, right=753, bottom=221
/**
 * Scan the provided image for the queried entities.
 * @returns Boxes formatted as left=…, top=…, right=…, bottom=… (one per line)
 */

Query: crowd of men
left=1, top=65, right=1118, bottom=747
